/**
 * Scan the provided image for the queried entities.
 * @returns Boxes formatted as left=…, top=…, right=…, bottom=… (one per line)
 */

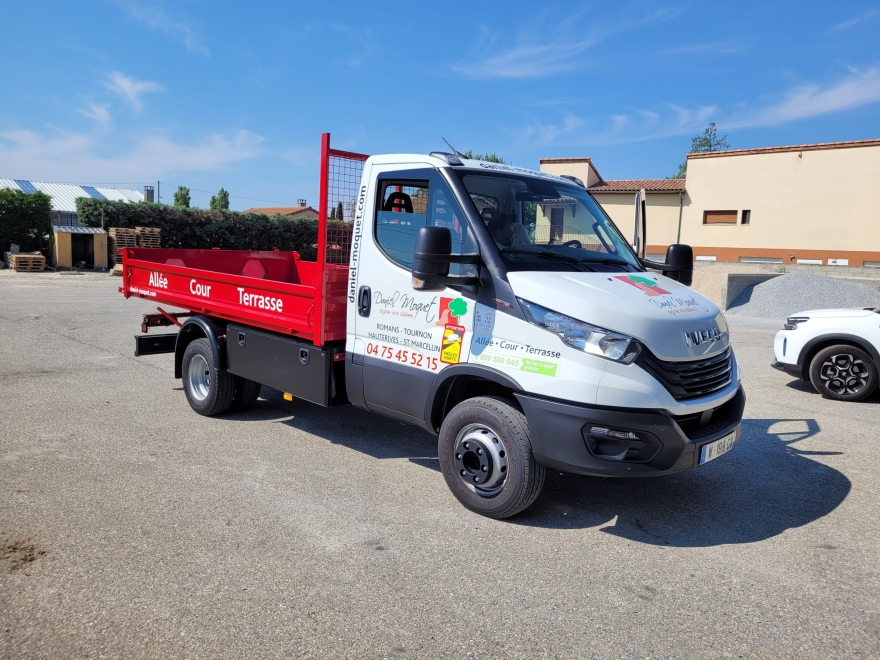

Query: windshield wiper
left=575, top=257, right=632, bottom=267
left=501, top=246, right=594, bottom=271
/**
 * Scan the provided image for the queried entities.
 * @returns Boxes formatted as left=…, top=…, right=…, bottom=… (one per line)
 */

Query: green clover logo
left=448, top=298, right=468, bottom=318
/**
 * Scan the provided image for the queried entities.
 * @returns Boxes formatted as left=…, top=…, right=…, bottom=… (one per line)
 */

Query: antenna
left=442, top=137, right=466, bottom=159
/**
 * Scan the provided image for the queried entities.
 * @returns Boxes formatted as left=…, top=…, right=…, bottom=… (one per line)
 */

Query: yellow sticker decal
left=441, top=324, right=465, bottom=365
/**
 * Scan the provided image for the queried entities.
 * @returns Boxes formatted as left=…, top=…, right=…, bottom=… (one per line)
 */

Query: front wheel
left=809, top=344, right=878, bottom=402
left=438, top=396, right=545, bottom=519
left=181, top=338, right=236, bottom=415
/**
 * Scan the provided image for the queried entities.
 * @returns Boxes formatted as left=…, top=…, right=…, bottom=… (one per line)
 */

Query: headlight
left=518, top=299, right=640, bottom=363
left=784, top=316, right=809, bottom=330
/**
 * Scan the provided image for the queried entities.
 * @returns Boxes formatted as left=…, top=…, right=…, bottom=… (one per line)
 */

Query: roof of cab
left=366, top=154, right=573, bottom=184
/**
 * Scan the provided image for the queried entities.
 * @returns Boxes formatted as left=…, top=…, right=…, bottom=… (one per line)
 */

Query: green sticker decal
left=520, top=358, right=559, bottom=376
left=448, top=297, right=468, bottom=318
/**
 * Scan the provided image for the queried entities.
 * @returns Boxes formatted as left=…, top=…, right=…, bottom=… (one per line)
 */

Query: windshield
left=457, top=171, right=641, bottom=273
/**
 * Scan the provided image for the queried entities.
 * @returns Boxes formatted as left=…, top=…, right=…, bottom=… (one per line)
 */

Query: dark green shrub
left=76, top=198, right=353, bottom=263
left=0, top=189, right=52, bottom=256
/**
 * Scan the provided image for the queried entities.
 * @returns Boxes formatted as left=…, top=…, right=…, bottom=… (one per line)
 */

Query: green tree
left=330, top=205, right=336, bottom=220
left=0, top=189, right=51, bottom=255
left=462, top=150, right=507, bottom=164
left=671, top=122, right=730, bottom=179
left=173, top=186, right=191, bottom=208
left=336, top=202, right=344, bottom=221
left=209, top=187, right=230, bottom=210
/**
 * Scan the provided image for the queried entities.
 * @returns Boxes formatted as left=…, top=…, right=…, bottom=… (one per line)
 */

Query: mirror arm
left=411, top=270, right=480, bottom=286
left=413, top=252, right=481, bottom=264
left=641, top=258, right=687, bottom=271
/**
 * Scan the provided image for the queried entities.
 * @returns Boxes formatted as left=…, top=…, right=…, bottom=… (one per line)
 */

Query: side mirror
left=662, top=244, right=694, bottom=286
left=411, top=226, right=480, bottom=290
left=641, top=244, right=694, bottom=286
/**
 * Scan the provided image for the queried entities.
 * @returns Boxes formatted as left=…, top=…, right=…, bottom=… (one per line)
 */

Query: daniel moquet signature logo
left=614, top=275, right=669, bottom=297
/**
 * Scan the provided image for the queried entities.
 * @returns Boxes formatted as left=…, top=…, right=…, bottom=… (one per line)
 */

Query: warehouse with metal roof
left=0, top=179, right=144, bottom=226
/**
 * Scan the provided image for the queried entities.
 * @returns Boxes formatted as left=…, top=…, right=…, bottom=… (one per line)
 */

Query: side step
left=135, top=333, right=177, bottom=357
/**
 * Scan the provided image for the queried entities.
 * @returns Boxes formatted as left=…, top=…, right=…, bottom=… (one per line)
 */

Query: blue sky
left=1, top=0, right=879, bottom=210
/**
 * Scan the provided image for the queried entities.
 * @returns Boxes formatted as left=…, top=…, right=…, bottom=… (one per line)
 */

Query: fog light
left=589, top=426, right=638, bottom=441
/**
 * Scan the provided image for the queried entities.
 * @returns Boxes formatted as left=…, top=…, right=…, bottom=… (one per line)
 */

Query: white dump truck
left=124, top=134, right=744, bottom=518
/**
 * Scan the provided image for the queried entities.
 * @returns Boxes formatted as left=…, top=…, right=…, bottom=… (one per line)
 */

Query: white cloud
left=451, top=5, right=682, bottom=79
left=0, top=128, right=265, bottom=182
left=510, top=65, right=880, bottom=151
left=79, top=103, right=112, bottom=124
left=452, top=30, right=600, bottom=79
left=104, top=72, right=165, bottom=112
left=659, top=39, right=748, bottom=55
left=725, top=66, right=880, bottom=128
left=831, top=8, right=880, bottom=31
left=114, top=0, right=209, bottom=55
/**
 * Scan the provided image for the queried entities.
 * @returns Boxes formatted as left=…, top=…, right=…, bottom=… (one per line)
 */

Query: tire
left=229, top=377, right=261, bottom=413
left=809, top=344, right=878, bottom=402
left=181, top=338, right=236, bottom=416
left=438, top=396, right=545, bottom=519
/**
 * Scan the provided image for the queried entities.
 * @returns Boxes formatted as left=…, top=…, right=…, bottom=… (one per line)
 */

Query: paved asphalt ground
left=1, top=271, right=878, bottom=659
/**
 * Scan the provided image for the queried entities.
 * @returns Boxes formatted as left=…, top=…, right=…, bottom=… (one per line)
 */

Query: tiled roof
left=243, top=205, right=317, bottom=216
left=687, top=138, right=880, bottom=159
left=588, top=179, right=686, bottom=193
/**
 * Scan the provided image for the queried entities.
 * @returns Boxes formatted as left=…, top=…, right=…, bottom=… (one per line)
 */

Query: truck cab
left=123, top=136, right=744, bottom=519
left=340, top=152, right=743, bottom=516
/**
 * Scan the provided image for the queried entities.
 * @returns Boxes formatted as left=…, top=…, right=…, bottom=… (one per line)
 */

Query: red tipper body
left=119, top=134, right=369, bottom=345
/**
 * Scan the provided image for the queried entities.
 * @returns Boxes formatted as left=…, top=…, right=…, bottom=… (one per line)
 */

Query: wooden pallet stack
left=135, top=227, right=161, bottom=248
left=107, top=228, right=138, bottom=268
left=8, top=252, right=46, bottom=272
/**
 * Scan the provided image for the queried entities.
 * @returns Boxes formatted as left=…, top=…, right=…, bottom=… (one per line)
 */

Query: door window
left=375, top=181, right=429, bottom=268
left=375, top=175, right=475, bottom=272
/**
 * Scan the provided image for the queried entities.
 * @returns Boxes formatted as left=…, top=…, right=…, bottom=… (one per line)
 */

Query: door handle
left=358, top=285, right=371, bottom=317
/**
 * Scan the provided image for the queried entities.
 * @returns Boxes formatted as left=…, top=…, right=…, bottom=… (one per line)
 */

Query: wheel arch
left=798, top=333, right=880, bottom=377
left=174, top=316, right=228, bottom=378
left=425, top=364, right=524, bottom=434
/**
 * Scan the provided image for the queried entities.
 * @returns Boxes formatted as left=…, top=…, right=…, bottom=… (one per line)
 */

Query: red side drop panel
left=120, top=134, right=369, bottom=345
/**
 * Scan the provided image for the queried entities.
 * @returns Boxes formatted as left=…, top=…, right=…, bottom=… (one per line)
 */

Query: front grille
left=672, top=393, right=740, bottom=440
left=636, top=347, right=733, bottom=402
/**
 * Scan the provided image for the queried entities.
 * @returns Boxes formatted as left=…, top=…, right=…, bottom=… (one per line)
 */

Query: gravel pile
left=727, top=273, right=880, bottom=319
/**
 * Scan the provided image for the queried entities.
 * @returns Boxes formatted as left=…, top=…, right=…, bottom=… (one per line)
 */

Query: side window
left=375, top=180, right=429, bottom=268
left=429, top=175, right=477, bottom=275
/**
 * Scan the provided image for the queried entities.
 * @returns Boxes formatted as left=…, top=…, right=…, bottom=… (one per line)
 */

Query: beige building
left=540, top=139, right=880, bottom=267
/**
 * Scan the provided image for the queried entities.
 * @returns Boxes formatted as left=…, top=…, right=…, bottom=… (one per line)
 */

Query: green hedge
left=76, top=198, right=355, bottom=262
left=0, top=189, right=52, bottom=256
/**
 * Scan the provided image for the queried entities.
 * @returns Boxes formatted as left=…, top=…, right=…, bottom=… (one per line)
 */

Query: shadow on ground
left=222, top=389, right=850, bottom=546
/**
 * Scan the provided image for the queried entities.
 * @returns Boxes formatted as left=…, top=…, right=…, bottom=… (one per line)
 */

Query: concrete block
left=721, top=273, right=785, bottom=310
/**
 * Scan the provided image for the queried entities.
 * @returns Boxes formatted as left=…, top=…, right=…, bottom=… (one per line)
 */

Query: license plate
left=700, top=431, right=737, bottom=465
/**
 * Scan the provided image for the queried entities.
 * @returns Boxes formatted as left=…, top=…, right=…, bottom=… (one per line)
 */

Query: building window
left=739, top=256, right=782, bottom=264
left=550, top=207, right=564, bottom=241
left=703, top=210, right=737, bottom=224
left=742, top=210, right=751, bottom=225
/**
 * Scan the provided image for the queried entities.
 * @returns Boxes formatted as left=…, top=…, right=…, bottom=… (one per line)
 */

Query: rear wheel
left=229, top=377, right=261, bottom=412
left=809, top=344, right=877, bottom=402
left=438, top=396, right=545, bottom=519
left=182, top=338, right=235, bottom=415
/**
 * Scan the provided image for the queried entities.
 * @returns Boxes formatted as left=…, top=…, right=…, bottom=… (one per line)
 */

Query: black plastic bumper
left=514, top=386, right=745, bottom=477
left=771, top=360, right=803, bottom=378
